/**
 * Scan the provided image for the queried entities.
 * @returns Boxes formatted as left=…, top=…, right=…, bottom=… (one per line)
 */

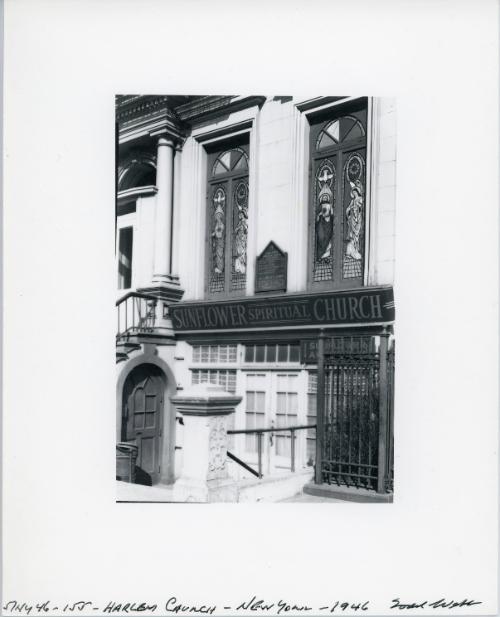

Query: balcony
left=116, top=291, right=157, bottom=341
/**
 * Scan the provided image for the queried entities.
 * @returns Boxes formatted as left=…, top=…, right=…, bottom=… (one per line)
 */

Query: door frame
left=117, top=353, right=177, bottom=485
left=122, top=365, right=165, bottom=485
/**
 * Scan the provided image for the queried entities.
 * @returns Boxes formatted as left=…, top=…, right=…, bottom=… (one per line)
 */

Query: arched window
left=309, top=103, right=367, bottom=289
left=118, top=160, right=156, bottom=191
left=206, top=143, right=249, bottom=296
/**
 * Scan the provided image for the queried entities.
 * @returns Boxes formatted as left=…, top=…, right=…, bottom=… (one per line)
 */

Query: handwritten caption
left=3, top=597, right=482, bottom=616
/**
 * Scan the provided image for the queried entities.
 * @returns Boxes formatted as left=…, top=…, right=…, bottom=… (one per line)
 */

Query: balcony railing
left=227, top=424, right=317, bottom=479
left=116, top=291, right=157, bottom=339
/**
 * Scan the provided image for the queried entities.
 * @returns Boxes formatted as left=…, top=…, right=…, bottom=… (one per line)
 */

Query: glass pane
left=231, top=178, right=249, bottom=291
left=192, top=346, right=200, bottom=362
left=233, top=152, right=248, bottom=170
left=340, top=116, right=356, bottom=141
left=343, top=150, right=365, bottom=279
left=325, top=120, right=340, bottom=142
left=277, top=344, right=288, bottom=362
left=244, top=345, right=254, bottom=362
left=192, top=371, right=200, bottom=385
left=289, top=393, right=298, bottom=414
left=256, top=392, right=265, bottom=412
left=276, top=393, right=286, bottom=414
left=213, top=161, right=227, bottom=175
left=219, top=346, right=228, bottom=362
left=266, top=344, right=277, bottom=363
left=246, top=391, right=255, bottom=412
left=228, top=345, right=237, bottom=362
left=209, top=345, right=218, bottom=362
left=255, top=345, right=265, bottom=362
left=227, top=372, right=236, bottom=393
left=308, top=372, right=317, bottom=393
left=209, top=186, right=226, bottom=293
left=289, top=344, right=300, bottom=362
left=118, top=227, right=133, bottom=290
left=220, top=151, right=231, bottom=169
left=344, top=121, right=364, bottom=141
left=313, top=157, right=335, bottom=282
left=317, top=132, right=336, bottom=150
left=276, top=435, right=289, bottom=457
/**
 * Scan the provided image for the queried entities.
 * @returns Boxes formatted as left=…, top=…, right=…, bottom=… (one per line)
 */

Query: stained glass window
left=310, top=103, right=367, bottom=288
left=207, top=143, right=249, bottom=296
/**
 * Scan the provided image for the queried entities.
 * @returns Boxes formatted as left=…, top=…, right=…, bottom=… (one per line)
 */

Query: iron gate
left=315, top=333, right=394, bottom=493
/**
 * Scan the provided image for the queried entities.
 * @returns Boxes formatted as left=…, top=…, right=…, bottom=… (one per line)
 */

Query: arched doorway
left=121, top=364, right=166, bottom=485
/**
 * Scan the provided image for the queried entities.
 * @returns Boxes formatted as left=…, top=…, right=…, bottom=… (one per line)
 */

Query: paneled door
left=123, top=365, right=164, bottom=485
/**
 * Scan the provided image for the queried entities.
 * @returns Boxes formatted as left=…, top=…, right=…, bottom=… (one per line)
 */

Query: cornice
left=295, top=96, right=348, bottom=112
left=175, top=95, right=267, bottom=123
left=117, top=185, right=157, bottom=206
left=117, top=96, right=172, bottom=124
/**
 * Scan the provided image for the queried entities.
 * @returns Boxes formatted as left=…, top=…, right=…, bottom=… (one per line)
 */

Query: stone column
left=139, top=135, right=183, bottom=332
left=171, top=384, right=242, bottom=503
left=152, top=136, right=175, bottom=284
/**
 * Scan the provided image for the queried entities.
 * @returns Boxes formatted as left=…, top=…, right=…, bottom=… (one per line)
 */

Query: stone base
left=172, top=478, right=238, bottom=503
left=139, top=279, right=184, bottom=303
left=303, top=482, right=393, bottom=503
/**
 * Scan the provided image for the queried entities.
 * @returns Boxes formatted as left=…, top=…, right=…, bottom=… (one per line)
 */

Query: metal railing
left=227, top=424, right=316, bottom=479
left=116, top=291, right=157, bottom=339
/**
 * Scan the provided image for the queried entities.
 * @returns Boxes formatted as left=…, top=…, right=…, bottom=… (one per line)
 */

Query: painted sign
left=170, top=286, right=395, bottom=332
left=301, top=335, right=376, bottom=364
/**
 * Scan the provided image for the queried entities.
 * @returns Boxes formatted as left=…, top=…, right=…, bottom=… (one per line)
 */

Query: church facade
left=116, top=95, right=396, bottom=502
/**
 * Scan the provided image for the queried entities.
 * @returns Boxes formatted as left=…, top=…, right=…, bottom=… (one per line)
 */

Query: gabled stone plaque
left=255, top=241, right=287, bottom=293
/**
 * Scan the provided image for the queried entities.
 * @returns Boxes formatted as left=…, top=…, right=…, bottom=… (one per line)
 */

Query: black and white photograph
left=3, top=1, right=499, bottom=615
left=115, top=95, right=396, bottom=503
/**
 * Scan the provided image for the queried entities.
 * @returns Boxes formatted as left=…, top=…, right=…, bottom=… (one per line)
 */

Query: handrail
left=116, top=291, right=158, bottom=307
left=228, top=424, right=316, bottom=435
left=227, top=424, right=317, bottom=476
left=227, top=451, right=261, bottom=478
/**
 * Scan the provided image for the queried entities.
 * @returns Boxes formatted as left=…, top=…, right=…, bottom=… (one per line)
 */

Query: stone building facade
left=116, top=95, right=396, bottom=502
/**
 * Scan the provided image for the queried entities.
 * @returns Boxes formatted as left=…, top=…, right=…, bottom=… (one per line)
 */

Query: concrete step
left=303, top=482, right=393, bottom=503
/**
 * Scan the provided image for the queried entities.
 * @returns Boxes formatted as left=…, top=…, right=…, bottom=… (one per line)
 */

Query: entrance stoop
left=303, top=482, right=393, bottom=503
left=237, top=469, right=313, bottom=502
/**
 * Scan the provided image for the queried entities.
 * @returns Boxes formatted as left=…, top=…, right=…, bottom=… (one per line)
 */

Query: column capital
left=155, top=135, right=176, bottom=148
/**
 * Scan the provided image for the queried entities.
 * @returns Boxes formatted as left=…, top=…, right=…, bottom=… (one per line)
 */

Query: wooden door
left=123, top=365, right=164, bottom=485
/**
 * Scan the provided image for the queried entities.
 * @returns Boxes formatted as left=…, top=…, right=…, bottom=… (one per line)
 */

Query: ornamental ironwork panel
left=317, top=335, right=394, bottom=492
left=342, top=150, right=366, bottom=279
left=322, top=342, right=379, bottom=490
left=313, top=157, right=336, bottom=282
left=386, top=339, right=395, bottom=493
